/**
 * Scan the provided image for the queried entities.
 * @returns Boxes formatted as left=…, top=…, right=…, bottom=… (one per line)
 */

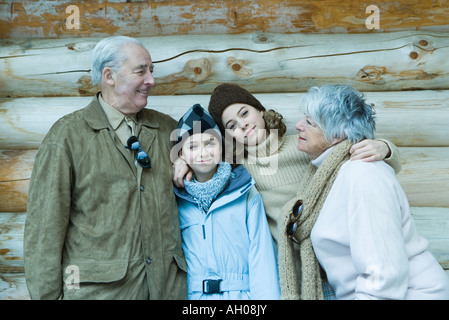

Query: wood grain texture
left=1, top=90, right=448, bottom=149
left=1, top=0, right=448, bottom=39
left=2, top=32, right=449, bottom=97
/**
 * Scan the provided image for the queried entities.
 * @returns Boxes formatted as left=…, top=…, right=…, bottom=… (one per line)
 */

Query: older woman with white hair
left=278, top=84, right=449, bottom=300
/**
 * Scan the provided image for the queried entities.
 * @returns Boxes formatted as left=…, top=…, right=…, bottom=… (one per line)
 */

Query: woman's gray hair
left=301, top=84, right=376, bottom=143
left=91, top=36, right=144, bottom=85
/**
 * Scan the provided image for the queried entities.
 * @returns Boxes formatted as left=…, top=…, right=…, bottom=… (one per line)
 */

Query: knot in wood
left=184, top=58, right=211, bottom=82
left=194, top=67, right=202, bottom=75
left=232, top=63, right=241, bottom=71
left=252, top=32, right=273, bottom=43
left=356, top=65, right=386, bottom=82
left=65, top=41, right=96, bottom=52
left=227, top=57, right=253, bottom=78
left=77, top=75, right=96, bottom=96
left=419, top=40, right=428, bottom=47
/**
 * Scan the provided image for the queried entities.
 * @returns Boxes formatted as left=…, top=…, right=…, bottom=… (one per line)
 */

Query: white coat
left=311, top=147, right=449, bottom=300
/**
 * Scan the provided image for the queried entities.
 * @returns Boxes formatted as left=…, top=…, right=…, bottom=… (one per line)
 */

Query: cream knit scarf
left=278, top=140, right=353, bottom=300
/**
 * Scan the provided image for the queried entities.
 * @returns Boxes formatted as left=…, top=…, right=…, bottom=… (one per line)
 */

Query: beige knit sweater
left=243, top=133, right=401, bottom=247
left=243, top=133, right=311, bottom=246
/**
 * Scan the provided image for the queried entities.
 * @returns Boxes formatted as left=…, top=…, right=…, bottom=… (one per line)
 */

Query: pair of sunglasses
left=286, top=199, right=303, bottom=243
left=125, top=136, right=151, bottom=168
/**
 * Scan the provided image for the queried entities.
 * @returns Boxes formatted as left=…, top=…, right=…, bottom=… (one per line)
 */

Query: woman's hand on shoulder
left=349, top=139, right=390, bottom=162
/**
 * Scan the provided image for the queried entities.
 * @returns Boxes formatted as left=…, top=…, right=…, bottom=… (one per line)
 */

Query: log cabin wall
left=1, top=0, right=448, bottom=299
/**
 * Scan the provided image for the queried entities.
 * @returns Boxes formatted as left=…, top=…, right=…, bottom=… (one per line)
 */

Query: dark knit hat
left=175, top=104, right=222, bottom=146
left=208, top=83, right=266, bottom=133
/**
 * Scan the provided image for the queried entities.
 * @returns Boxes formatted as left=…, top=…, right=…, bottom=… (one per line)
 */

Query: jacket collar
left=98, top=93, right=137, bottom=130
left=84, top=93, right=161, bottom=130
left=311, top=145, right=335, bottom=168
left=174, top=165, right=254, bottom=210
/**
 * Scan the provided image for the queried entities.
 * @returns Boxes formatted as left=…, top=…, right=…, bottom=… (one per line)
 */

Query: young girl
left=172, top=104, right=280, bottom=300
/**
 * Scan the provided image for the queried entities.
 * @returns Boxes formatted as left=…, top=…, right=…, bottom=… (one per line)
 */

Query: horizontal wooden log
left=0, top=180, right=29, bottom=214
left=1, top=91, right=449, bottom=149
left=1, top=0, right=448, bottom=40
left=1, top=147, right=448, bottom=212
left=0, top=213, right=25, bottom=274
left=0, top=273, right=29, bottom=300
left=0, top=149, right=35, bottom=213
left=0, top=97, right=87, bottom=149
left=2, top=32, right=449, bottom=97
left=396, top=148, right=449, bottom=208
left=0, top=214, right=29, bottom=300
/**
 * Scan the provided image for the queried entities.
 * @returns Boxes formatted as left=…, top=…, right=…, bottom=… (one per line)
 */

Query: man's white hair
left=91, top=36, right=144, bottom=86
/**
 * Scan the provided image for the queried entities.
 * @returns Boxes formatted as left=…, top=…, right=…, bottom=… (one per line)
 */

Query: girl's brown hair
left=263, top=109, right=287, bottom=138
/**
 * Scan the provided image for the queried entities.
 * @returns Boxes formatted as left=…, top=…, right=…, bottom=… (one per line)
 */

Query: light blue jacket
left=174, top=165, right=280, bottom=300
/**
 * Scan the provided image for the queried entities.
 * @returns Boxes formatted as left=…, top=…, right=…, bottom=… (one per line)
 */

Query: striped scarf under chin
left=184, top=162, right=233, bottom=213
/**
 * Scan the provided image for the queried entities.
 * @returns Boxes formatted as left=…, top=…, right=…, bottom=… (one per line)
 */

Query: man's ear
left=102, top=67, right=115, bottom=86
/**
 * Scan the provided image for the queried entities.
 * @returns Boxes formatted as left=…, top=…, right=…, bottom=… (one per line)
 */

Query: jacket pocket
left=62, top=260, right=128, bottom=284
left=173, top=252, right=188, bottom=273
left=61, top=260, right=130, bottom=300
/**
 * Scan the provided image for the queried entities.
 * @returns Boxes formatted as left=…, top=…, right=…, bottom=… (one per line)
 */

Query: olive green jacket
left=24, top=95, right=187, bottom=300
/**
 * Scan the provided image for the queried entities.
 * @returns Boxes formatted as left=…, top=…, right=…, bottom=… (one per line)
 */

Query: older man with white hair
left=24, top=36, right=187, bottom=300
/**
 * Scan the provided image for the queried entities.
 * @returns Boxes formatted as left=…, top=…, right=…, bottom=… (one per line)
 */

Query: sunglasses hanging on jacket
left=125, top=135, right=152, bottom=168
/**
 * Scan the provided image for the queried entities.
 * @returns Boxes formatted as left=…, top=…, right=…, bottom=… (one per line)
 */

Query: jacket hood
left=174, top=165, right=254, bottom=205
